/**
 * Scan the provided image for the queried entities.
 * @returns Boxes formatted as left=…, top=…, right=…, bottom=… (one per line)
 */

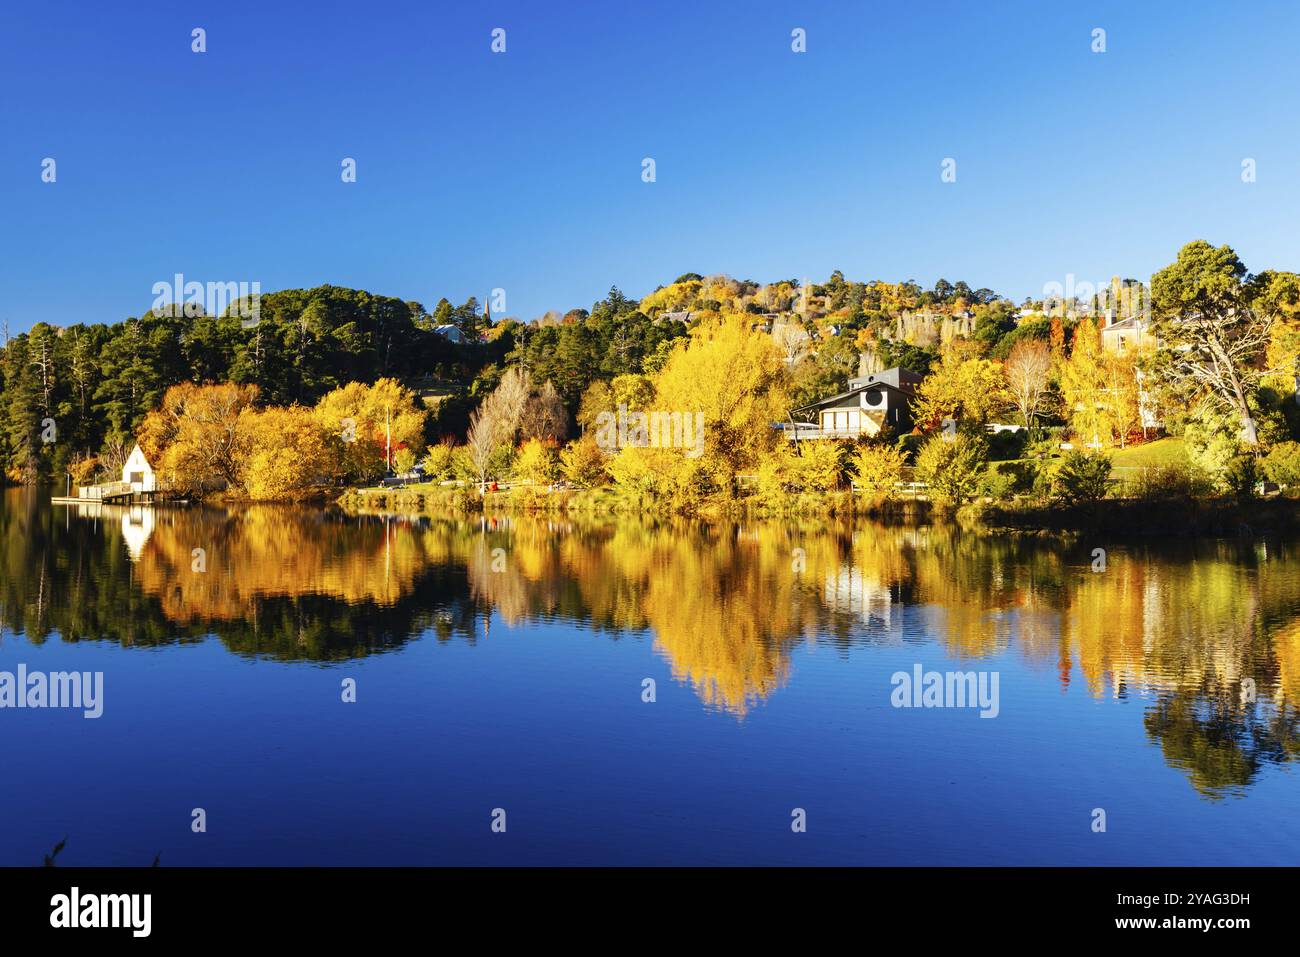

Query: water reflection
left=2, top=488, right=1298, bottom=797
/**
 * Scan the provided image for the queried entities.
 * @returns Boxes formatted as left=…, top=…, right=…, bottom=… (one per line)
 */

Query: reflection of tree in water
left=0, top=495, right=482, bottom=661
left=8, top=489, right=1300, bottom=789
left=1144, top=686, right=1300, bottom=797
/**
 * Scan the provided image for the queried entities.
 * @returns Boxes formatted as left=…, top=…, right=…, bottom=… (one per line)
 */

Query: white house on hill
left=785, top=367, right=923, bottom=440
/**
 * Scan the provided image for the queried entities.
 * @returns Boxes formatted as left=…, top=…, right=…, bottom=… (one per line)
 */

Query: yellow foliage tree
left=138, top=382, right=259, bottom=493
left=1102, top=352, right=1143, bottom=448
left=651, top=313, right=788, bottom=484
left=513, top=438, right=558, bottom=485
left=241, top=406, right=333, bottom=500
left=851, top=443, right=908, bottom=503
left=559, top=435, right=609, bottom=486
left=639, top=280, right=702, bottom=316
left=606, top=445, right=682, bottom=502
left=1059, top=319, right=1140, bottom=446
left=913, top=343, right=1011, bottom=431
left=313, top=378, right=426, bottom=482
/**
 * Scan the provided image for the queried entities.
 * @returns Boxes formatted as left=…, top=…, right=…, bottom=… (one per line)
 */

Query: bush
left=420, top=442, right=458, bottom=481
left=983, top=460, right=1033, bottom=497
left=1051, top=450, right=1112, bottom=507
left=559, top=435, right=609, bottom=487
left=979, top=466, right=1017, bottom=500
left=1223, top=453, right=1258, bottom=500
left=914, top=433, right=989, bottom=504
left=851, top=442, right=908, bottom=503
left=986, top=428, right=1028, bottom=461
left=756, top=441, right=844, bottom=500
left=1262, top=441, right=1300, bottom=486
left=607, top=445, right=679, bottom=503
left=513, top=438, right=558, bottom=485
left=1184, top=412, right=1242, bottom=490
left=796, top=441, right=846, bottom=492
left=1116, top=464, right=1209, bottom=501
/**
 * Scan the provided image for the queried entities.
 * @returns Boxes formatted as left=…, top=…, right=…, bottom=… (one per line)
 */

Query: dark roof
left=846, top=367, right=923, bottom=394
left=791, top=367, right=920, bottom=414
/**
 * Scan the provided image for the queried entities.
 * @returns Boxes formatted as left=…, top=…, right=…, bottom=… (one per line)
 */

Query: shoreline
left=335, top=485, right=1300, bottom=538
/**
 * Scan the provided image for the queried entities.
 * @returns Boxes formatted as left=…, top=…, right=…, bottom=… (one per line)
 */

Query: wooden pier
left=52, top=481, right=162, bottom=506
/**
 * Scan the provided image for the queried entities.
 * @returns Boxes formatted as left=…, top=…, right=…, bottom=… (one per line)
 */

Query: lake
left=2, top=488, right=1298, bottom=866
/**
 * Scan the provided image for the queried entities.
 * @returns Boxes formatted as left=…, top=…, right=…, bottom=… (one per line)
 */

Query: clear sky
left=2, top=0, right=1298, bottom=333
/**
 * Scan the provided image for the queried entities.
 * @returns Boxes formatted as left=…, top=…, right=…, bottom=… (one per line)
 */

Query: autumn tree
left=1102, top=352, right=1143, bottom=448
left=914, top=432, right=989, bottom=504
left=851, top=443, right=908, bottom=503
left=771, top=321, right=813, bottom=366
left=314, top=378, right=427, bottom=482
left=137, top=382, right=259, bottom=492
left=420, top=439, right=458, bottom=481
left=912, top=342, right=1011, bottom=432
left=1003, top=338, right=1054, bottom=433
left=559, top=434, right=609, bottom=486
left=513, top=438, right=558, bottom=485
left=1254, top=270, right=1300, bottom=398
left=1058, top=319, right=1110, bottom=445
left=241, top=405, right=332, bottom=500
left=651, top=313, right=789, bottom=482
left=519, top=380, right=568, bottom=441
left=464, top=366, right=531, bottom=490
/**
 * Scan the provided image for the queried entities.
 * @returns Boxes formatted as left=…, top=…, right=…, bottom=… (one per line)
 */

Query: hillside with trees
left=4, top=241, right=1300, bottom=515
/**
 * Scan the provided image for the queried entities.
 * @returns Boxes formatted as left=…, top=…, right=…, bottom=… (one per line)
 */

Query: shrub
left=420, top=441, right=458, bottom=481
left=756, top=441, right=844, bottom=501
left=1262, top=441, right=1300, bottom=486
left=1184, top=412, right=1242, bottom=490
left=979, top=464, right=1019, bottom=499
left=1051, top=450, right=1112, bottom=507
left=795, top=440, right=846, bottom=493
left=986, top=428, right=1028, bottom=461
left=915, top=433, right=989, bottom=504
left=851, top=443, right=908, bottom=503
left=1223, top=453, right=1258, bottom=500
left=513, top=438, right=558, bottom=485
left=558, top=435, right=609, bottom=487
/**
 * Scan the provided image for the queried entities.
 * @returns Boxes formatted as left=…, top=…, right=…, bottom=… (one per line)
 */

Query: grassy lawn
left=1109, top=437, right=1185, bottom=471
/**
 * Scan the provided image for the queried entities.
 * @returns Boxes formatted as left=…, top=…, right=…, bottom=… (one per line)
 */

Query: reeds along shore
left=336, top=484, right=1300, bottom=538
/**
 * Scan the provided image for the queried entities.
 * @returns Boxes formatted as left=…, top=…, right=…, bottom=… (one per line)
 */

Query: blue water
left=2, top=495, right=1298, bottom=865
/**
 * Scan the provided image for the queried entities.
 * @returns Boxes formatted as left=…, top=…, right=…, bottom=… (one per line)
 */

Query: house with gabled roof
left=783, top=367, right=922, bottom=440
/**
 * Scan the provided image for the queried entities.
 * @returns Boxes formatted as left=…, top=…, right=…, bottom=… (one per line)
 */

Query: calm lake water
left=1, top=487, right=1298, bottom=866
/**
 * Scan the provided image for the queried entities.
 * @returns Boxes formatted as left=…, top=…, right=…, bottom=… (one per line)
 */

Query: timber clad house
left=784, top=367, right=922, bottom=441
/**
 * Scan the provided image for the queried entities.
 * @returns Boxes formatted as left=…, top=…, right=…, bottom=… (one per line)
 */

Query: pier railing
left=78, top=481, right=134, bottom=501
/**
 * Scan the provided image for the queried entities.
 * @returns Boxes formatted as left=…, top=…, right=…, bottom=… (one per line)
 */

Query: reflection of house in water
left=120, top=505, right=156, bottom=561
left=58, top=501, right=158, bottom=562
left=823, top=565, right=896, bottom=630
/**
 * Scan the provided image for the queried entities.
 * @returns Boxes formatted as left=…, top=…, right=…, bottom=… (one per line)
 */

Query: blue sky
left=1, top=0, right=1298, bottom=333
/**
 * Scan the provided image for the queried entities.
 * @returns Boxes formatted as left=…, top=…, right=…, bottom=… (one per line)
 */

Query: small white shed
left=122, top=444, right=157, bottom=493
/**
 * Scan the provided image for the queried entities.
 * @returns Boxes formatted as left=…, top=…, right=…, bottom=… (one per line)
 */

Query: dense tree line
left=0, top=287, right=496, bottom=483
